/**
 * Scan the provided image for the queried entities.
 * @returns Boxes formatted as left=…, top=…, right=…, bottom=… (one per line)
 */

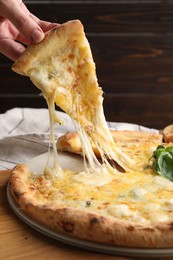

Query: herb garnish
left=150, top=145, right=173, bottom=181
left=86, top=200, right=91, bottom=207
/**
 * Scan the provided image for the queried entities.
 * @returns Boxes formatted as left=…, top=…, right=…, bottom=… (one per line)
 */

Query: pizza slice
left=12, top=20, right=133, bottom=172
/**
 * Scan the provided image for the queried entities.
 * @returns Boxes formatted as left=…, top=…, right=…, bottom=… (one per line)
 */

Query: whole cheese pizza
left=9, top=20, right=173, bottom=249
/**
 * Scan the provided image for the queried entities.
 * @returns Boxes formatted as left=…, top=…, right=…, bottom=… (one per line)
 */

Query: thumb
left=1, top=0, right=44, bottom=43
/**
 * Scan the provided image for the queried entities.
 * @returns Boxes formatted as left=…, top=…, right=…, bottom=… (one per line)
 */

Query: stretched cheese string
left=72, top=119, right=122, bottom=174
left=45, top=85, right=134, bottom=175
left=44, top=88, right=120, bottom=176
left=44, top=89, right=63, bottom=178
left=72, top=120, right=101, bottom=170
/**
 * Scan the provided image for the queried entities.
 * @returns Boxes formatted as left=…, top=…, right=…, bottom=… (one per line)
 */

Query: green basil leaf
left=150, top=145, right=173, bottom=181
left=165, top=146, right=173, bottom=156
left=154, top=145, right=165, bottom=158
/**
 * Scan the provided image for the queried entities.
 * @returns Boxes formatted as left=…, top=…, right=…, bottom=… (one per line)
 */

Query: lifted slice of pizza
left=12, top=20, right=133, bottom=172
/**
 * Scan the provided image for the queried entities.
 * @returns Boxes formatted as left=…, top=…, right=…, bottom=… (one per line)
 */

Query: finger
left=16, top=33, right=31, bottom=45
left=30, top=14, right=60, bottom=32
left=1, top=0, right=44, bottom=43
left=16, top=20, right=60, bottom=45
left=36, top=18, right=60, bottom=32
left=39, top=21, right=60, bottom=32
left=0, top=37, right=25, bottom=60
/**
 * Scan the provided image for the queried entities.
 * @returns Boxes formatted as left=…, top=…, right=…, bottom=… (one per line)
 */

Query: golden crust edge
left=12, top=19, right=83, bottom=76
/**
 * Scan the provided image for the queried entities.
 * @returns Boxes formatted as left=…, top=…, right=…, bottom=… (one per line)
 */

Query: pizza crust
left=9, top=163, right=173, bottom=248
left=12, top=20, right=82, bottom=76
left=57, top=130, right=163, bottom=157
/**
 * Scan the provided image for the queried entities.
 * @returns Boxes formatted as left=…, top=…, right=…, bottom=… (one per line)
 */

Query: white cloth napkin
left=0, top=108, right=159, bottom=170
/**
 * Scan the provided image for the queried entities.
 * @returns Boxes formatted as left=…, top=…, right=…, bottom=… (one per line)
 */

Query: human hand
left=0, top=0, right=59, bottom=60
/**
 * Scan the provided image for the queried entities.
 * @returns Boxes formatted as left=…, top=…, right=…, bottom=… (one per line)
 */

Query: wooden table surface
left=0, top=170, right=171, bottom=260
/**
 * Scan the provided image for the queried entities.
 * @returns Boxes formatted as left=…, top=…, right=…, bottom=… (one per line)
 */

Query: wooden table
left=0, top=170, right=171, bottom=260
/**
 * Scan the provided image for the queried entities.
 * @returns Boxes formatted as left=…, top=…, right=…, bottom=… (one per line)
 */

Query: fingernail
left=31, top=29, right=44, bottom=43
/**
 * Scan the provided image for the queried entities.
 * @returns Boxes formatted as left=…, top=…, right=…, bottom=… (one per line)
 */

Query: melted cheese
left=73, top=168, right=113, bottom=186
left=44, top=90, right=63, bottom=178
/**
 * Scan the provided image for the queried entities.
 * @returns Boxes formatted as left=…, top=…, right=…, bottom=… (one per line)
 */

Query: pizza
left=9, top=19, right=173, bottom=249
left=9, top=131, right=173, bottom=248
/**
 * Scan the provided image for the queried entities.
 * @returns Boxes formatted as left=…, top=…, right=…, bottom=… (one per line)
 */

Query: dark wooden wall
left=1, top=0, right=173, bottom=129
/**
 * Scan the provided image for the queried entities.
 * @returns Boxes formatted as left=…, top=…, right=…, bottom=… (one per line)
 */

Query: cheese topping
left=73, top=169, right=113, bottom=186
left=30, top=141, right=173, bottom=225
